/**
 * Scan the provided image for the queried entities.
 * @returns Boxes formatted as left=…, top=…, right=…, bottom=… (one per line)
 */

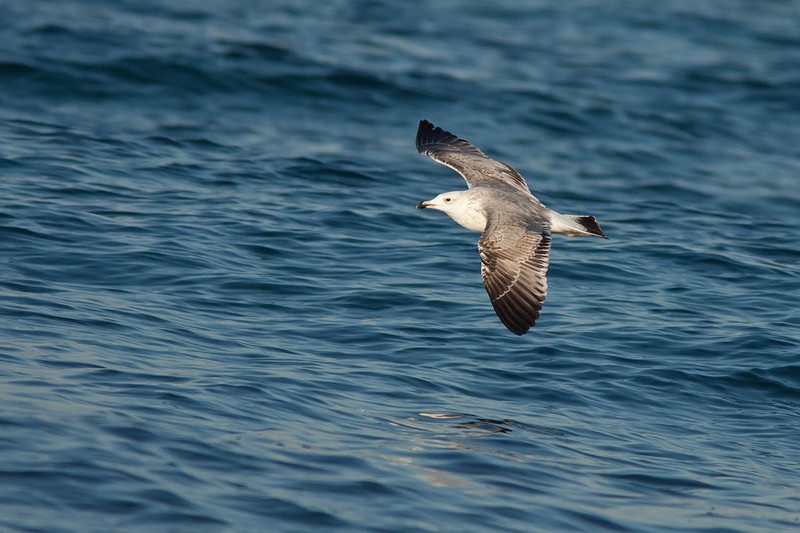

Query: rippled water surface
left=1, top=1, right=799, bottom=531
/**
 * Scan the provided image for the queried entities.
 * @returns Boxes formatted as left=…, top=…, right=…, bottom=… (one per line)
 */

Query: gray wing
left=416, top=120, right=531, bottom=193
left=478, top=215, right=551, bottom=335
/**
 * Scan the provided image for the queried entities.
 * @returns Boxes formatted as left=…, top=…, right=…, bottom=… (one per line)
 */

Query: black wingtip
left=510, top=325, right=531, bottom=336
left=503, top=314, right=535, bottom=336
left=490, top=298, right=540, bottom=335
left=499, top=316, right=533, bottom=336
left=415, top=120, right=487, bottom=160
left=416, top=119, right=464, bottom=152
left=416, top=119, right=438, bottom=153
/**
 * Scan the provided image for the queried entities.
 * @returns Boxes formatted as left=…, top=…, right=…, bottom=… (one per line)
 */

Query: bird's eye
left=444, top=197, right=451, bottom=202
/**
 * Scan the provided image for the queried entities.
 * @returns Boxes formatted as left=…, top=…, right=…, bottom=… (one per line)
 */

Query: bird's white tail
left=549, top=212, right=607, bottom=238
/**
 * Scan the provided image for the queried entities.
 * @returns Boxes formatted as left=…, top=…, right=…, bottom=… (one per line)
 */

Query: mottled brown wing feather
left=416, top=120, right=531, bottom=193
left=478, top=220, right=551, bottom=335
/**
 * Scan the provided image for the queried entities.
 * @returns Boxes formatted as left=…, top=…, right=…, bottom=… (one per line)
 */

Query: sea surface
left=1, top=1, right=799, bottom=531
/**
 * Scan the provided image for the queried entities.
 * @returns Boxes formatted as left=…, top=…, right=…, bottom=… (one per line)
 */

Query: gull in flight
left=415, top=120, right=607, bottom=335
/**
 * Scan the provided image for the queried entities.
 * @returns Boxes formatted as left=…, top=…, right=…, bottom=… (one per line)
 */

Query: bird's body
left=415, top=120, right=606, bottom=335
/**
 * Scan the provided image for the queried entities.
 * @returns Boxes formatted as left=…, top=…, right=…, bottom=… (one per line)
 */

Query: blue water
left=2, top=1, right=799, bottom=531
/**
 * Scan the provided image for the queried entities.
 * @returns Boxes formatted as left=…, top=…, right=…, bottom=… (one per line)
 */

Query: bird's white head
left=415, top=191, right=469, bottom=213
left=416, top=190, right=487, bottom=232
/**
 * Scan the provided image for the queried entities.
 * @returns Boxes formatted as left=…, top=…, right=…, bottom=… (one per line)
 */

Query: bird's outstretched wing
left=416, top=120, right=531, bottom=193
left=478, top=215, right=551, bottom=335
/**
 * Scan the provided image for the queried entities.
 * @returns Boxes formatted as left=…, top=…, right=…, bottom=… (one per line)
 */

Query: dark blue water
left=2, top=1, right=799, bottom=531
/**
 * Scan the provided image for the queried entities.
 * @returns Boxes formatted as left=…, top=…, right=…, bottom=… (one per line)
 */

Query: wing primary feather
left=415, top=120, right=531, bottom=192
left=479, top=222, right=551, bottom=335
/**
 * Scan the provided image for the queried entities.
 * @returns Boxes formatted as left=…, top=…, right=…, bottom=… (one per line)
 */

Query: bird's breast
left=447, top=206, right=487, bottom=233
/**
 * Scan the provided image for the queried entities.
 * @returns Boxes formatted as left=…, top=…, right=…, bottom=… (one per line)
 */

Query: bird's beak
left=416, top=200, right=430, bottom=209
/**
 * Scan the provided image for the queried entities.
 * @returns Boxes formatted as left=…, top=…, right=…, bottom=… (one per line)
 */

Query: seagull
left=415, top=120, right=606, bottom=335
